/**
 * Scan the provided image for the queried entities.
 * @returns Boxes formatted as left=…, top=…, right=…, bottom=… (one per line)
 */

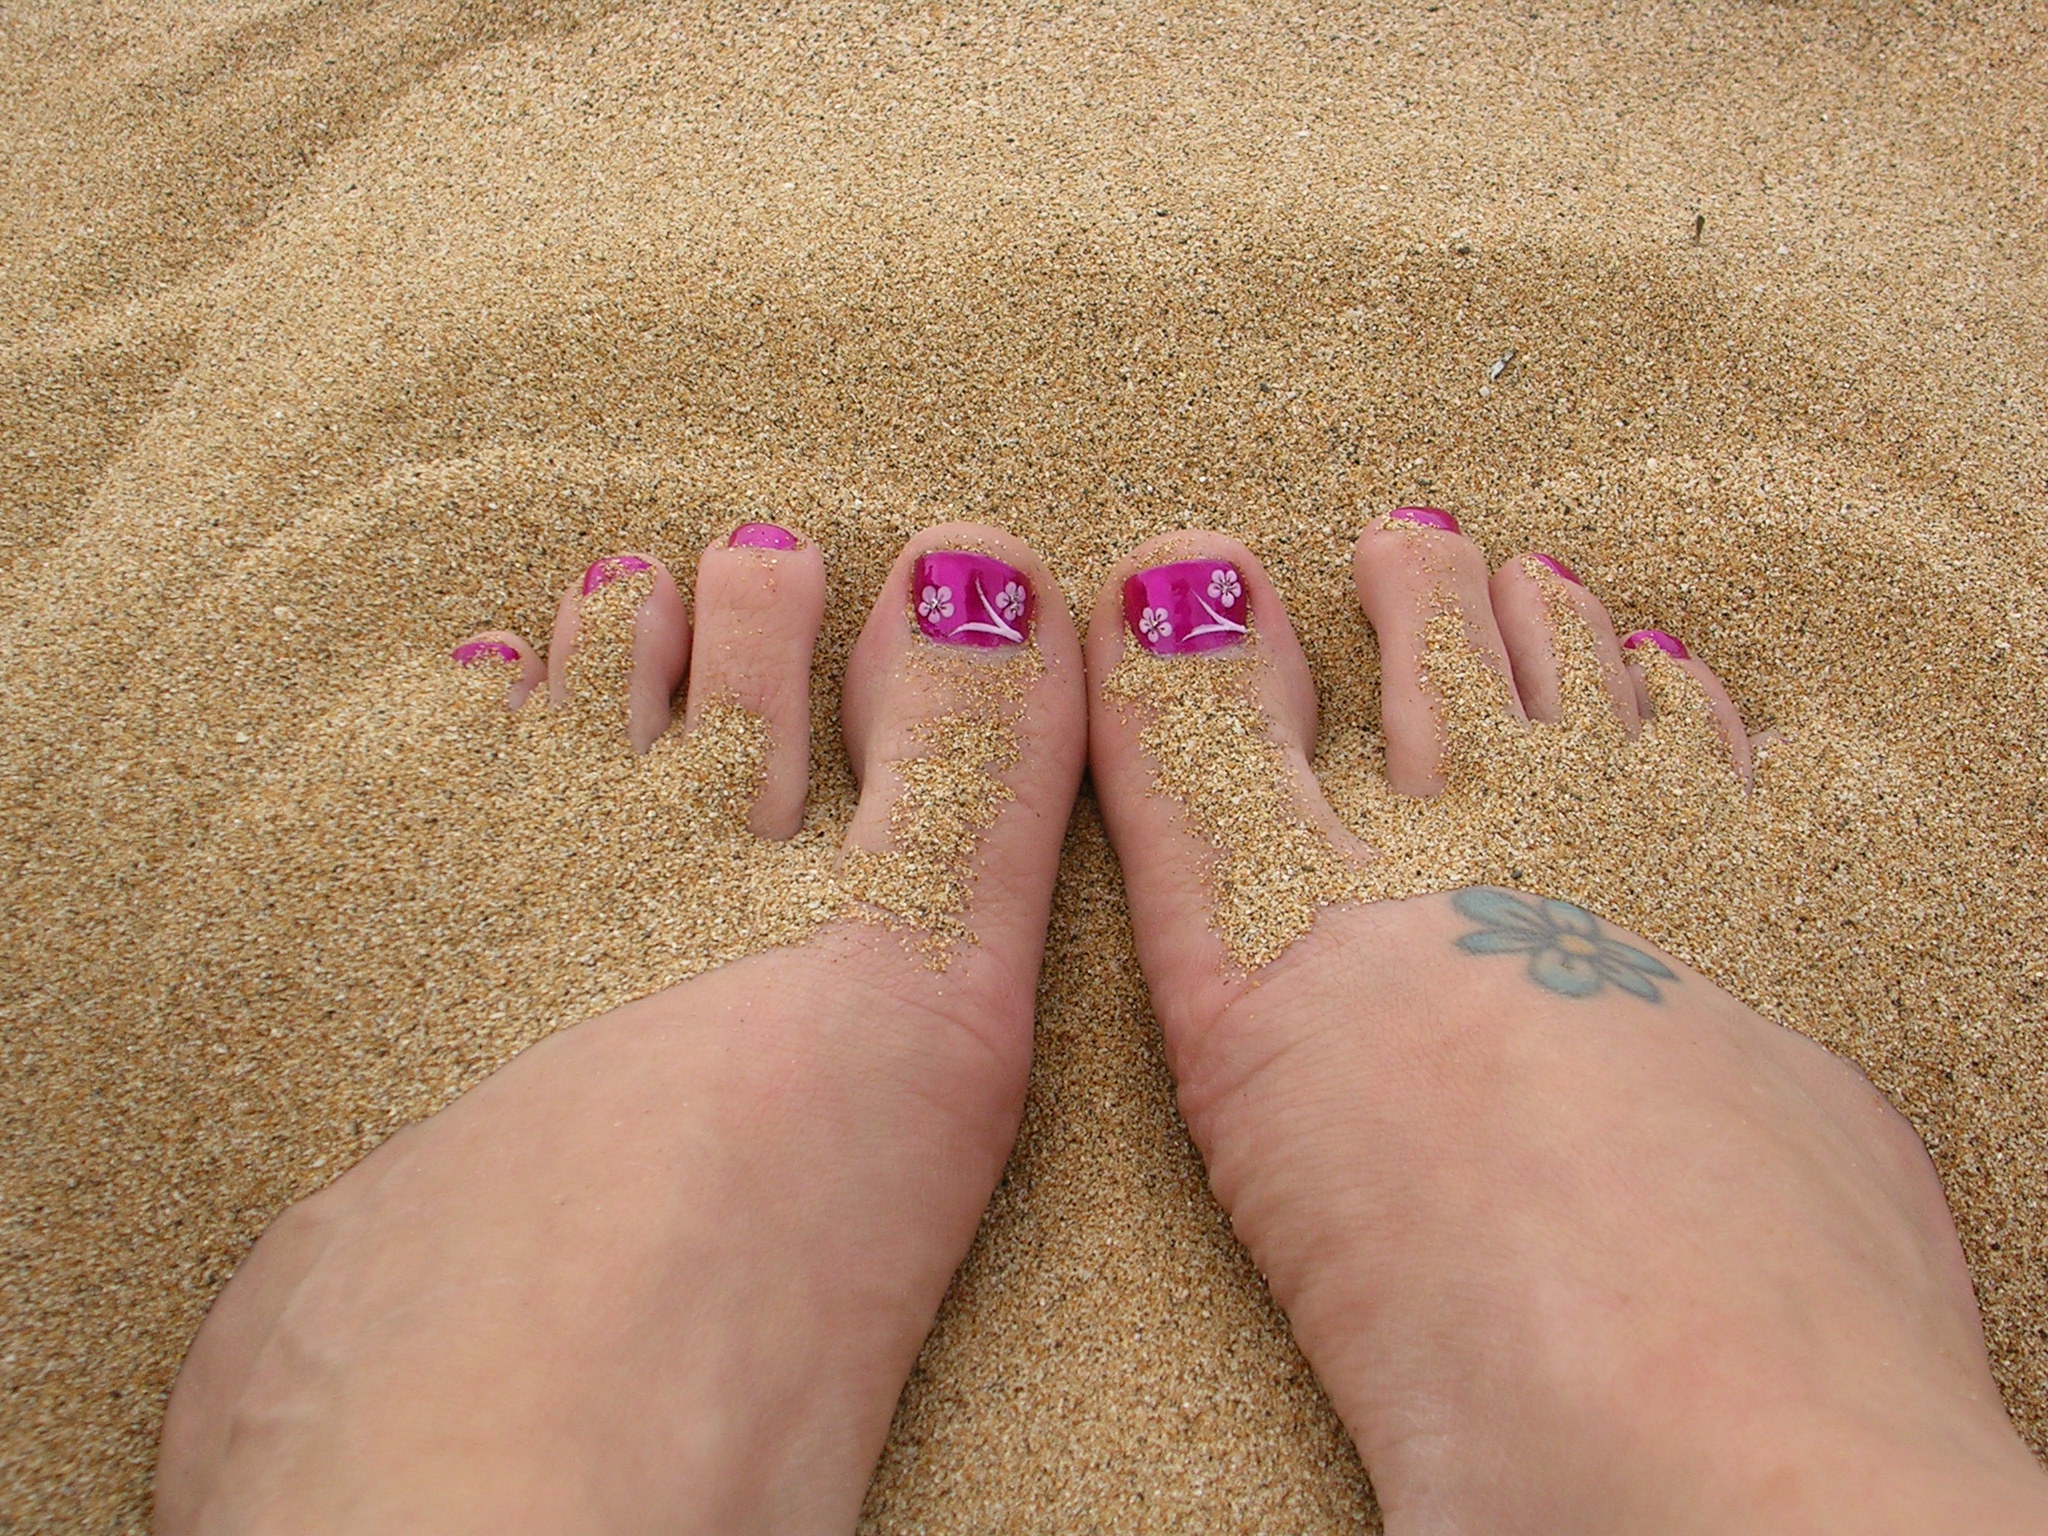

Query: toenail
left=1622, top=628, right=1690, bottom=659
left=1527, top=554, right=1581, bottom=584
left=912, top=551, right=1033, bottom=647
left=728, top=521, right=801, bottom=550
left=1123, top=559, right=1251, bottom=655
left=1387, top=505, right=1461, bottom=533
left=452, top=639, right=521, bottom=667
left=581, top=554, right=655, bottom=595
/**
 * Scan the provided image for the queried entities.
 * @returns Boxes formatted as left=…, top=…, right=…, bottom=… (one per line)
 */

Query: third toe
left=547, top=553, right=692, bottom=753
left=1488, top=553, right=1639, bottom=731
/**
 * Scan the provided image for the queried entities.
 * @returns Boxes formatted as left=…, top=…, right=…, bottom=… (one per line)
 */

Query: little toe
left=836, top=524, right=1088, bottom=1024
left=1488, top=554, right=1639, bottom=730
left=1622, top=627, right=1755, bottom=782
left=682, top=522, right=826, bottom=838
left=452, top=630, right=545, bottom=712
left=1086, top=533, right=1365, bottom=1025
left=546, top=553, right=692, bottom=753
left=1353, top=507, right=1525, bottom=798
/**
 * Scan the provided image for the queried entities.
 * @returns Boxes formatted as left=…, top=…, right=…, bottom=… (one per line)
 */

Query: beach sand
left=4, top=1, right=2045, bottom=1528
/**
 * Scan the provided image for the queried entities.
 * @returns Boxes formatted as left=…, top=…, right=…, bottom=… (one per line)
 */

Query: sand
left=3, top=1, right=2046, bottom=1529
left=1101, top=568, right=1751, bottom=970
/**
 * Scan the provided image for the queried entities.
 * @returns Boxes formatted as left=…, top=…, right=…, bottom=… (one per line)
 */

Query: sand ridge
left=4, top=2, right=2047, bottom=1530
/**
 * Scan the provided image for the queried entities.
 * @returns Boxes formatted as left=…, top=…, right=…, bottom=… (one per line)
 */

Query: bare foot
left=154, top=524, right=1085, bottom=1534
left=1086, top=515, right=2048, bottom=1533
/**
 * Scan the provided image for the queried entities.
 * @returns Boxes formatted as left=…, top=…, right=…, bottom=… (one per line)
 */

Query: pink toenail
left=728, top=522, right=800, bottom=550
left=1387, top=506, right=1461, bottom=533
left=1528, top=554, right=1581, bottom=584
left=1622, top=628, right=1690, bottom=659
left=581, top=554, right=655, bottom=595
left=913, top=551, right=1033, bottom=648
left=1123, top=559, right=1250, bottom=655
left=452, top=640, right=521, bottom=667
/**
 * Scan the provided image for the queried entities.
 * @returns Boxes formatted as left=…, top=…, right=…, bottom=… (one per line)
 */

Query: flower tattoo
left=1450, top=888, right=1678, bottom=1003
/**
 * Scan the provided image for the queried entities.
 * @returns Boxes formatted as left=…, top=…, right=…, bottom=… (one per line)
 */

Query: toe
left=682, top=522, right=826, bottom=839
left=1353, top=507, right=1525, bottom=798
left=1621, top=628, right=1755, bottom=782
left=547, top=553, right=692, bottom=753
left=452, top=630, right=545, bottom=711
left=1488, top=554, right=1639, bottom=731
left=1085, top=532, right=1365, bottom=1027
left=836, top=523, right=1087, bottom=1027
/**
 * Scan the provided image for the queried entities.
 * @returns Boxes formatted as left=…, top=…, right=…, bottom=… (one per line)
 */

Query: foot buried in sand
left=1086, top=512, right=2048, bottom=1531
left=153, top=506, right=2048, bottom=1533
left=153, top=523, right=1086, bottom=1534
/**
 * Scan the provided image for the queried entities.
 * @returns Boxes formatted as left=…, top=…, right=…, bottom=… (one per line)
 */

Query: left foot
left=155, top=524, right=1086, bottom=1535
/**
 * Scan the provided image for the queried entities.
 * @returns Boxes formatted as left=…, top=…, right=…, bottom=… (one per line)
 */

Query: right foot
left=155, top=523, right=1086, bottom=1534
left=1087, top=515, right=2048, bottom=1532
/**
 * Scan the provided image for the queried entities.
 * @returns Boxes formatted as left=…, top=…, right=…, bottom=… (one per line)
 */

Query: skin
left=1084, top=524, right=2048, bottom=1535
left=154, top=524, right=1088, bottom=1535
left=157, top=518, right=2048, bottom=1534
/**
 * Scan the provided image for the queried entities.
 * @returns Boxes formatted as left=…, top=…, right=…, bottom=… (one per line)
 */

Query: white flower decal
left=1138, top=606, right=1174, bottom=643
left=994, top=579, right=1028, bottom=623
left=918, top=584, right=954, bottom=623
left=1207, top=566, right=1243, bottom=608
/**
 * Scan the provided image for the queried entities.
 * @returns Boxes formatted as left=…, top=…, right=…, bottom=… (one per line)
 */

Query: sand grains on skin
left=5, top=0, right=2048, bottom=1529
left=1103, top=574, right=1750, bottom=970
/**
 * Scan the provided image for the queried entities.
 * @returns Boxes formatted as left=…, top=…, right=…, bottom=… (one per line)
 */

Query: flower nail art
left=1451, top=887, right=1678, bottom=1002
left=912, top=551, right=1032, bottom=648
left=1123, top=559, right=1251, bottom=655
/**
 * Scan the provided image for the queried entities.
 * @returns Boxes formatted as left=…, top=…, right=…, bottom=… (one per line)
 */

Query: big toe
left=1085, top=534, right=1367, bottom=1036
left=834, top=524, right=1088, bottom=1037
